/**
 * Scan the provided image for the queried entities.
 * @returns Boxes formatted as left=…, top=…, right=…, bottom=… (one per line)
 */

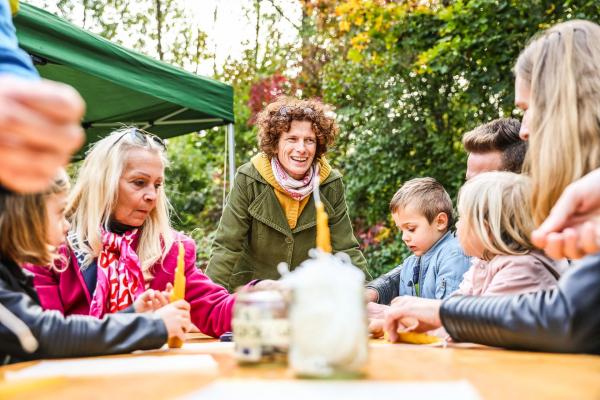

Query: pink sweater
left=25, top=230, right=235, bottom=338
left=457, top=251, right=560, bottom=296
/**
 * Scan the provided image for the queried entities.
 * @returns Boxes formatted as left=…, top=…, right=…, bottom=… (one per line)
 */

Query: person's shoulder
left=435, top=232, right=466, bottom=256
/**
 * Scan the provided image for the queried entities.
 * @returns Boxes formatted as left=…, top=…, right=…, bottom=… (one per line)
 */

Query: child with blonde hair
left=381, top=171, right=560, bottom=340
left=0, top=170, right=191, bottom=364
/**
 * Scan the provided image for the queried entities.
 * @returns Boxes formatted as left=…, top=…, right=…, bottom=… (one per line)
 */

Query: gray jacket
left=0, top=259, right=167, bottom=365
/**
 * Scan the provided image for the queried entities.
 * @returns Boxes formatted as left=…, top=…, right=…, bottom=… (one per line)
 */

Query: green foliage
left=323, top=0, right=600, bottom=278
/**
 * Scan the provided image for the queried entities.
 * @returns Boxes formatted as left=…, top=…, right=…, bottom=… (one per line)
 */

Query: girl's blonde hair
left=67, top=128, right=173, bottom=277
left=515, top=20, right=600, bottom=225
left=0, top=170, right=70, bottom=266
left=458, top=171, right=534, bottom=261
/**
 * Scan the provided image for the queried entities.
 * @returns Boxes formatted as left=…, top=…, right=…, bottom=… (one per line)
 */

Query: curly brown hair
left=256, top=96, right=338, bottom=160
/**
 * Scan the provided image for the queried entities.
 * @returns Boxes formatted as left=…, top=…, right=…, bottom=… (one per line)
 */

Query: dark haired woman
left=207, top=97, right=370, bottom=292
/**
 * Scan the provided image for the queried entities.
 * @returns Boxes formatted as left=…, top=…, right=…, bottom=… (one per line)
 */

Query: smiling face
left=515, top=76, right=532, bottom=141
left=392, top=205, right=447, bottom=256
left=276, top=120, right=317, bottom=179
left=112, top=148, right=164, bottom=227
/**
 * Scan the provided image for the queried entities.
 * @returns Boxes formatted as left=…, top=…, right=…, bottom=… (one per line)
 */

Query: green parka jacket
left=206, top=161, right=370, bottom=292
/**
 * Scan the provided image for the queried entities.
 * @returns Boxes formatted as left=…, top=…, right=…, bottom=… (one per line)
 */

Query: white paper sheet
left=5, top=354, right=218, bottom=381
left=179, top=379, right=481, bottom=400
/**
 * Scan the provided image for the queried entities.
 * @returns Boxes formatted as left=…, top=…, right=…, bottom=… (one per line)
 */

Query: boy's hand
left=367, top=301, right=389, bottom=319
left=155, top=300, right=191, bottom=341
left=365, top=288, right=379, bottom=303
left=134, top=289, right=170, bottom=313
left=384, top=296, right=442, bottom=342
left=368, top=318, right=385, bottom=338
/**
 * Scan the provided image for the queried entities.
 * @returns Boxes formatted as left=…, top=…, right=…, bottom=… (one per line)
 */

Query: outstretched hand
left=0, top=76, right=85, bottom=193
left=531, top=168, right=600, bottom=259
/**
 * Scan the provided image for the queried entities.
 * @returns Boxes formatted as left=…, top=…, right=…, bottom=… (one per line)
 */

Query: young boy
left=366, top=178, right=470, bottom=308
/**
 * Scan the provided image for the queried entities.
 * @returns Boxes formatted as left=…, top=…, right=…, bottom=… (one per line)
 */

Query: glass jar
left=232, top=289, right=289, bottom=364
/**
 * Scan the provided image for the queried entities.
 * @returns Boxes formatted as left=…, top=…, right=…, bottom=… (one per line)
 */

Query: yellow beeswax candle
left=315, top=202, right=332, bottom=253
left=167, top=241, right=186, bottom=348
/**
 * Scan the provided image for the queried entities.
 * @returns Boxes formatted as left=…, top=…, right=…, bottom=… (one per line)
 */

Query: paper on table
left=5, top=355, right=217, bottom=381
left=179, top=379, right=481, bottom=400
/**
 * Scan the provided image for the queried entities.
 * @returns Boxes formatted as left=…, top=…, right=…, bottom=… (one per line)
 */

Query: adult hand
left=383, top=296, right=442, bottom=342
left=0, top=76, right=85, bottom=193
left=155, top=300, right=192, bottom=341
left=133, top=289, right=170, bottom=313
left=531, top=168, right=600, bottom=259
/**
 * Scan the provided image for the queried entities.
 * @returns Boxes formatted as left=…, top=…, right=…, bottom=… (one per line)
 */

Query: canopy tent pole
left=227, top=123, right=235, bottom=191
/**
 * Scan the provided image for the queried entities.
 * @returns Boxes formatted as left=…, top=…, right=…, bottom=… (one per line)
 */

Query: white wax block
left=5, top=355, right=218, bottom=381
left=179, top=379, right=481, bottom=400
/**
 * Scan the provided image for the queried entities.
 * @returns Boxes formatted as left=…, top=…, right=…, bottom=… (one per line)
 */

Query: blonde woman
left=376, top=172, right=559, bottom=339
left=1, top=170, right=190, bottom=364
left=26, top=128, right=235, bottom=338
left=386, top=20, right=600, bottom=354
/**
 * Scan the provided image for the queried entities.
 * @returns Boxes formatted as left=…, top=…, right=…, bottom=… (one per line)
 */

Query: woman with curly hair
left=206, top=97, right=370, bottom=292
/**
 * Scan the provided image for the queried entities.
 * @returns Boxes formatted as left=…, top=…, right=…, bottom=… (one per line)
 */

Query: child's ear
left=435, top=212, right=448, bottom=231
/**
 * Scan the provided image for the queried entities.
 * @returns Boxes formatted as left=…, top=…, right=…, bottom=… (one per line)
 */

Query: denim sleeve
left=0, top=0, right=39, bottom=79
left=435, top=250, right=471, bottom=299
left=366, top=263, right=403, bottom=305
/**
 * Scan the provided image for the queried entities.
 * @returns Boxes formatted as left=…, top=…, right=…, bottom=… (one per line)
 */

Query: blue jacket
left=0, top=0, right=39, bottom=79
left=366, top=231, right=471, bottom=304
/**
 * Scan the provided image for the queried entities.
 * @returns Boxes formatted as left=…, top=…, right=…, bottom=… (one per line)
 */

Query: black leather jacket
left=0, top=259, right=167, bottom=364
left=440, top=253, right=600, bottom=354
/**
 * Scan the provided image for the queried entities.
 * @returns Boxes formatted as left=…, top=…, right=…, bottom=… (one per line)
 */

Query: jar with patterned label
left=232, top=289, right=289, bottom=364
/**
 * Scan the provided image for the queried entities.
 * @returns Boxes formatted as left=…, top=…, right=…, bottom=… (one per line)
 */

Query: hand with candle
left=155, top=300, right=192, bottom=342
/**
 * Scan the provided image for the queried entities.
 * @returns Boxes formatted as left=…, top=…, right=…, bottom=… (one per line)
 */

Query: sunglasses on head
left=276, top=105, right=315, bottom=118
left=111, top=128, right=167, bottom=151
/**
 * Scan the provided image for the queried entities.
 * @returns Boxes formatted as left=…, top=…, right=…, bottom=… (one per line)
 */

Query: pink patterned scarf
left=271, top=157, right=320, bottom=200
left=89, top=228, right=145, bottom=318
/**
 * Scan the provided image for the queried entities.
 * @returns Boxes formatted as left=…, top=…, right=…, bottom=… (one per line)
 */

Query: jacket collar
left=244, top=156, right=339, bottom=236
left=419, top=230, right=455, bottom=264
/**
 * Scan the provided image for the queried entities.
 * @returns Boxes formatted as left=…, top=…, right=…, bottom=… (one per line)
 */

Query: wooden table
left=1, top=337, right=599, bottom=400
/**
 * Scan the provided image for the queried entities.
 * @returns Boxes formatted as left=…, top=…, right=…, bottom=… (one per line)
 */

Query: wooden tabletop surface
left=1, top=337, right=599, bottom=400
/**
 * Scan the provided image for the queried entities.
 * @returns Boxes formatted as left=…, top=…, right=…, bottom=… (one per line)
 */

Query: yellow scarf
left=252, top=153, right=331, bottom=229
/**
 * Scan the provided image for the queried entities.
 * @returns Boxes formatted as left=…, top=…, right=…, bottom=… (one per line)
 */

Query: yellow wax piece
left=168, top=241, right=186, bottom=349
left=315, top=202, right=332, bottom=253
left=395, top=332, right=441, bottom=345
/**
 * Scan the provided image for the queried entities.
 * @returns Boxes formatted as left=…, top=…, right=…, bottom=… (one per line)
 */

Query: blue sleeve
left=435, top=250, right=471, bottom=299
left=0, top=0, right=39, bottom=79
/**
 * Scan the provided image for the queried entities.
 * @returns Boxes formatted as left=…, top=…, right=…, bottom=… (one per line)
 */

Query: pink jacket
left=457, top=251, right=560, bottom=296
left=25, top=231, right=235, bottom=338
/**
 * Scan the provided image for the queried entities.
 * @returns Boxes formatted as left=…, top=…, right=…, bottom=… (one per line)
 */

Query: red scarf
left=89, top=228, right=145, bottom=317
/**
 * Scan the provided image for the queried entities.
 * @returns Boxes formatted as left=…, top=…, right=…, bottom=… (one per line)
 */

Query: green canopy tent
left=12, top=3, right=236, bottom=181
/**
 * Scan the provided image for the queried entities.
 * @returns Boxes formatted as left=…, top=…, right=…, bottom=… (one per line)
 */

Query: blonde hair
left=458, top=171, right=534, bottom=261
left=0, top=169, right=70, bottom=266
left=515, top=20, right=600, bottom=225
left=389, top=177, right=454, bottom=228
left=67, top=128, right=173, bottom=277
